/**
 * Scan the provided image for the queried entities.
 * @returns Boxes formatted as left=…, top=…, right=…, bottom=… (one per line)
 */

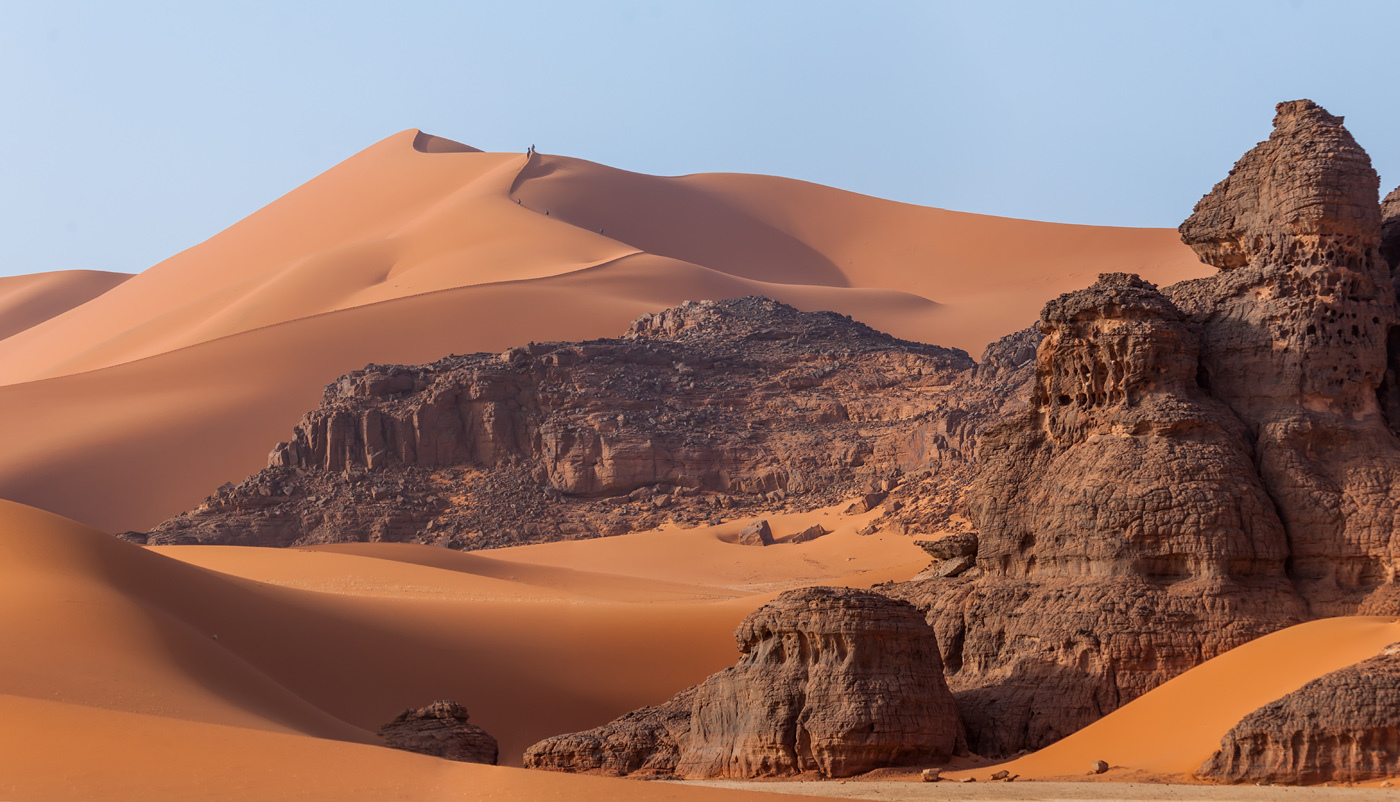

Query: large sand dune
left=0, top=130, right=1209, bottom=532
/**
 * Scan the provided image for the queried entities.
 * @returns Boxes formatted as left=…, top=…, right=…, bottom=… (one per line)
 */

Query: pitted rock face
left=1032, top=272, right=1200, bottom=443
left=1382, top=186, right=1400, bottom=268
left=912, top=273, right=1304, bottom=756
left=377, top=701, right=499, bottom=765
left=1167, top=100, right=1400, bottom=616
left=678, top=587, right=961, bottom=779
left=1199, top=645, right=1400, bottom=784
left=971, top=272, right=1290, bottom=582
left=1180, top=99, right=1381, bottom=271
left=524, top=587, right=961, bottom=779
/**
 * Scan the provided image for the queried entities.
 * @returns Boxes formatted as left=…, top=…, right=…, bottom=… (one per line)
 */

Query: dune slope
left=0, top=269, right=130, bottom=342
left=975, top=616, right=1400, bottom=780
left=0, top=496, right=924, bottom=798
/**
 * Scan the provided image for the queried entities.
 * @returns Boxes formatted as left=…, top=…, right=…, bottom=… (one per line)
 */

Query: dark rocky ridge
left=138, top=297, right=1037, bottom=550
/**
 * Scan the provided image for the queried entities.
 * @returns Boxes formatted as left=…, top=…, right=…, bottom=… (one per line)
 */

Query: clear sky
left=2, top=0, right=1397, bottom=278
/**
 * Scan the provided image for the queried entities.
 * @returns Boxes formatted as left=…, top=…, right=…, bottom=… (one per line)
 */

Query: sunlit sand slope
left=968, top=616, right=1400, bottom=781
left=0, top=268, right=129, bottom=342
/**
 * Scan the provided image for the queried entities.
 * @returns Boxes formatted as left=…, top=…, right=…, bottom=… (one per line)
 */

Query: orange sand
left=956, top=616, right=1400, bottom=782
left=0, top=497, right=925, bottom=798
left=0, top=131, right=1211, bottom=532
left=0, top=268, right=130, bottom=342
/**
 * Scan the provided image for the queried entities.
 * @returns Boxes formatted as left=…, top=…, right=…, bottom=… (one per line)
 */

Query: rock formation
left=889, top=100, right=1400, bottom=756
left=377, top=700, right=499, bottom=764
left=891, top=272, right=1307, bottom=755
left=1382, top=187, right=1400, bottom=269
left=143, top=297, right=1036, bottom=549
left=524, top=587, right=961, bottom=778
left=522, top=688, right=697, bottom=776
left=1169, top=99, right=1400, bottom=616
left=1199, top=645, right=1400, bottom=784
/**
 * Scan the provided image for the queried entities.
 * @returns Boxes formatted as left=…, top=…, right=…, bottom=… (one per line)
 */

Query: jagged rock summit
left=524, top=587, right=961, bottom=778
left=138, top=297, right=1036, bottom=550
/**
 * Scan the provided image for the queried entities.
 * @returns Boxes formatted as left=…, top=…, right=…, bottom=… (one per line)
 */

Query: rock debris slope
left=137, top=297, right=1036, bottom=549
left=524, top=587, right=961, bottom=779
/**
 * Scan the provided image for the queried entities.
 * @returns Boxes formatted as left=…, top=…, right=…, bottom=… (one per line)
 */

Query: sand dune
left=958, top=616, right=1400, bottom=781
left=0, top=268, right=129, bottom=342
left=0, top=496, right=927, bottom=799
left=0, top=131, right=1209, bottom=532
left=0, top=130, right=1207, bottom=385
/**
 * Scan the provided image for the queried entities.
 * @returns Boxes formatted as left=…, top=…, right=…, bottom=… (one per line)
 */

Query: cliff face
left=1169, top=99, right=1400, bottom=616
left=1200, top=646, right=1400, bottom=784
left=524, top=587, right=961, bottom=779
left=892, top=100, right=1400, bottom=757
left=141, top=297, right=1035, bottom=549
left=892, top=272, right=1306, bottom=756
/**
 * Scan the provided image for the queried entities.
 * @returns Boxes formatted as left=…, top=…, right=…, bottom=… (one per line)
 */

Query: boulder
left=787, top=524, right=829, bottom=544
left=525, top=587, right=962, bottom=779
left=377, top=701, right=498, bottom=765
left=737, top=520, right=773, bottom=546
left=916, top=533, right=977, bottom=562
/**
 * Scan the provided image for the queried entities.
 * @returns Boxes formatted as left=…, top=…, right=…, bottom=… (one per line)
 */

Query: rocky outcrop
left=524, top=587, right=961, bottom=778
left=1168, top=99, right=1400, bottom=616
left=377, top=701, right=498, bottom=764
left=522, top=688, right=697, bottom=776
left=891, top=273, right=1306, bottom=756
left=890, top=100, right=1400, bottom=757
left=145, top=298, right=1036, bottom=550
left=1199, top=645, right=1400, bottom=784
left=1381, top=187, right=1400, bottom=269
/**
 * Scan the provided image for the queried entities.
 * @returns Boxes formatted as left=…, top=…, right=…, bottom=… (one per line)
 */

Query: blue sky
left=1, top=0, right=1397, bottom=277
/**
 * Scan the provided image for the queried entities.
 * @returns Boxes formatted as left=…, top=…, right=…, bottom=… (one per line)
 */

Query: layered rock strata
left=1199, top=645, right=1400, bottom=784
left=524, top=587, right=962, bottom=778
left=142, top=298, right=1037, bottom=549
left=377, top=701, right=499, bottom=764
